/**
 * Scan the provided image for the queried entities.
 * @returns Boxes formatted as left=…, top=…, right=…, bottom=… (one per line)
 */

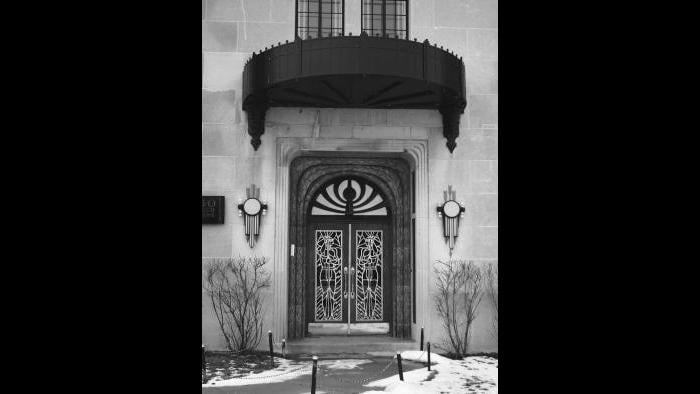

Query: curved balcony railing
left=242, top=33, right=467, bottom=152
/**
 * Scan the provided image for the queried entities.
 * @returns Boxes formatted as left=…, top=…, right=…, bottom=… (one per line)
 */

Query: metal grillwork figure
left=315, top=230, right=343, bottom=321
left=355, top=230, right=383, bottom=321
left=237, top=184, right=268, bottom=248
left=436, top=185, right=466, bottom=256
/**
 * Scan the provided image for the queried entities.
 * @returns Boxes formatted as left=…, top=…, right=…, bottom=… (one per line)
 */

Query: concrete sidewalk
left=202, top=356, right=425, bottom=394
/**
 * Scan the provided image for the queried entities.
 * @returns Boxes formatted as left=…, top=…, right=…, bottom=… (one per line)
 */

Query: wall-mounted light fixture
left=436, top=185, right=466, bottom=256
left=237, top=184, right=268, bottom=248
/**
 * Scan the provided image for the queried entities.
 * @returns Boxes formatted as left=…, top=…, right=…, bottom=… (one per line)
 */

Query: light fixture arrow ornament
left=237, top=184, right=268, bottom=248
left=436, top=185, right=466, bottom=257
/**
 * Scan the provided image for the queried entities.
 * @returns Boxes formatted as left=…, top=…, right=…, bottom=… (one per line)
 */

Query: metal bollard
left=282, top=338, right=286, bottom=358
left=311, top=355, right=318, bottom=394
left=427, top=342, right=431, bottom=371
left=202, top=345, right=206, bottom=382
left=420, top=327, right=424, bottom=351
left=268, top=330, right=274, bottom=367
left=397, top=351, right=404, bottom=381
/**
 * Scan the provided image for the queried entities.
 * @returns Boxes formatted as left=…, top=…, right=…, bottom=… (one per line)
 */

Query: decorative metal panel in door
left=355, top=229, right=383, bottom=321
left=312, top=224, right=387, bottom=325
left=314, top=229, right=343, bottom=321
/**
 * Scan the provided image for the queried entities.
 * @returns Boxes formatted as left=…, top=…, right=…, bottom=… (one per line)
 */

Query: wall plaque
left=202, top=196, right=225, bottom=224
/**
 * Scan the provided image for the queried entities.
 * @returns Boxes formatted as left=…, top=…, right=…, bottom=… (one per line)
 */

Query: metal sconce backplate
left=237, top=184, right=268, bottom=248
left=436, top=185, right=465, bottom=256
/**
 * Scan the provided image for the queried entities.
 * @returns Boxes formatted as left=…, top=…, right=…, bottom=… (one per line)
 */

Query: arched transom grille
left=311, top=178, right=388, bottom=216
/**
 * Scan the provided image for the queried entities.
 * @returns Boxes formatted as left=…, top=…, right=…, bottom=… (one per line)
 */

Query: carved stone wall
left=204, top=0, right=498, bottom=353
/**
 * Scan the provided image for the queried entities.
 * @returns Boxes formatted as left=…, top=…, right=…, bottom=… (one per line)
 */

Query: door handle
left=348, top=266, right=355, bottom=299
left=343, top=267, right=349, bottom=298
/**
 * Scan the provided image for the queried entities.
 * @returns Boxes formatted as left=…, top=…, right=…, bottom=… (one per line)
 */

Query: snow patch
left=202, top=357, right=312, bottom=387
left=363, top=351, right=498, bottom=393
left=321, top=359, right=373, bottom=370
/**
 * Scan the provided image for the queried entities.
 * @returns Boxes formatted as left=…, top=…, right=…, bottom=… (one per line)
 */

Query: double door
left=309, top=221, right=390, bottom=335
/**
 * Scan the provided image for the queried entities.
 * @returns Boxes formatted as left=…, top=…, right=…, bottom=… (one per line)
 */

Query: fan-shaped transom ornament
left=311, top=177, right=388, bottom=216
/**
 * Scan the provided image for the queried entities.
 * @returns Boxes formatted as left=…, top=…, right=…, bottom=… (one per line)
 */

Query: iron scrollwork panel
left=355, top=230, right=383, bottom=321
left=315, top=230, right=343, bottom=321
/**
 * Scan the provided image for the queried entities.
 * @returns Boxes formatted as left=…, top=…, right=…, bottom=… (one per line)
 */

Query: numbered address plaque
left=202, top=196, right=225, bottom=224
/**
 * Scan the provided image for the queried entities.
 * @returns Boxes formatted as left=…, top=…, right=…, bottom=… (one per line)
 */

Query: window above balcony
left=296, top=0, right=345, bottom=39
left=362, top=0, right=408, bottom=39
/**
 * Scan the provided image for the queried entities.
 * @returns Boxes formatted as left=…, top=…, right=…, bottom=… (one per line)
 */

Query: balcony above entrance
left=242, top=34, right=467, bottom=153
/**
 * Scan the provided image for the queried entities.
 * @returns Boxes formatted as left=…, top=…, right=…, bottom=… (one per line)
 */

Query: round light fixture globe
left=442, top=200, right=461, bottom=218
left=242, top=198, right=262, bottom=216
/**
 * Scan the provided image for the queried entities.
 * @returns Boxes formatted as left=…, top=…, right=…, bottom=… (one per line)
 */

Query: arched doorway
left=307, top=176, right=392, bottom=335
left=288, top=155, right=412, bottom=339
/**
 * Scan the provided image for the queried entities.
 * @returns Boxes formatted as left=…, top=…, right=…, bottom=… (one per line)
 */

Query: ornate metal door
left=353, top=226, right=384, bottom=322
left=310, top=222, right=389, bottom=333
left=313, top=227, right=345, bottom=322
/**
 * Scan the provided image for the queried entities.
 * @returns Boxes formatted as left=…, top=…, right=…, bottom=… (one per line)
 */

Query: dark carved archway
left=288, top=155, right=412, bottom=339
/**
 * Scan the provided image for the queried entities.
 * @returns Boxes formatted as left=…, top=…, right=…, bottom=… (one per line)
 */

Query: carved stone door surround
left=270, top=138, right=429, bottom=342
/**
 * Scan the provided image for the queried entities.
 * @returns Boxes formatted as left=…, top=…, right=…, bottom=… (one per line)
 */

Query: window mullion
left=318, top=1, right=322, bottom=37
left=382, top=0, right=386, bottom=37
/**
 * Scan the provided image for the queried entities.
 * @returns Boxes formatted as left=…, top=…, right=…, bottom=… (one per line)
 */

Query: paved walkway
left=202, top=356, right=425, bottom=394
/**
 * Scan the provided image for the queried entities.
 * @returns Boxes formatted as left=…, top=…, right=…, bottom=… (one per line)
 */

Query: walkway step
left=285, top=335, right=417, bottom=355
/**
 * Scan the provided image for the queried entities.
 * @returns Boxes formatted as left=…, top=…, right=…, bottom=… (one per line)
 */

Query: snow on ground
left=203, top=357, right=311, bottom=387
left=203, top=358, right=373, bottom=387
left=323, top=358, right=373, bottom=370
left=363, top=351, right=498, bottom=393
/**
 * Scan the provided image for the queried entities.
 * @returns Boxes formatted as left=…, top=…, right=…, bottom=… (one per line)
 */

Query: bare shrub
left=203, top=257, right=271, bottom=353
left=485, top=262, right=498, bottom=340
left=434, top=260, right=484, bottom=356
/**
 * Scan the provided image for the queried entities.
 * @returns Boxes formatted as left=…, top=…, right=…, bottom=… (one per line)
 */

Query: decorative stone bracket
left=439, top=95, right=467, bottom=153
left=242, top=96, right=269, bottom=151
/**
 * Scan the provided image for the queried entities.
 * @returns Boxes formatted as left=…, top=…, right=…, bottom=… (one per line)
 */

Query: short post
left=396, top=351, right=404, bottom=381
left=268, top=331, right=274, bottom=367
left=282, top=338, right=286, bottom=358
left=420, top=327, right=424, bottom=351
left=201, top=345, right=206, bottom=383
left=311, top=355, right=318, bottom=394
left=427, top=342, right=431, bottom=371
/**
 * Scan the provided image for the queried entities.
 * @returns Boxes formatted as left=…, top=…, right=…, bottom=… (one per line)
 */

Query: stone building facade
left=202, top=0, right=497, bottom=352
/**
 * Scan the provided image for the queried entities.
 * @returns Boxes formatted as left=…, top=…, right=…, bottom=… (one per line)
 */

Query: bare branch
left=203, top=256, right=271, bottom=353
left=433, top=259, right=486, bottom=357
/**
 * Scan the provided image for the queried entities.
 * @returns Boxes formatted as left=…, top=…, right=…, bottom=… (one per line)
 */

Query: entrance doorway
left=307, top=177, right=391, bottom=335
left=287, top=155, right=413, bottom=340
